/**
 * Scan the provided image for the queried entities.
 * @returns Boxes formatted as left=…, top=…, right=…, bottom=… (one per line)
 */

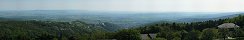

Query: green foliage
left=114, top=29, right=141, bottom=40
left=137, top=15, right=244, bottom=40
left=200, top=28, right=218, bottom=40
left=172, top=37, right=181, bottom=40
left=0, top=20, right=107, bottom=40
left=183, top=30, right=201, bottom=40
left=155, top=38, right=167, bottom=40
left=157, top=31, right=174, bottom=40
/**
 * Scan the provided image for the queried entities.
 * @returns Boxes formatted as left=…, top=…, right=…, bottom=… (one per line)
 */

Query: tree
left=184, top=30, right=201, bottom=40
left=115, top=29, right=141, bottom=40
left=148, top=26, right=161, bottom=33
left=233, top=28, right=243, bottom=40
left=200, top=28, right=218, bottom=40
left=68, top=33, right=82, bottom=40
left=157, top=31, right=174, bottom=40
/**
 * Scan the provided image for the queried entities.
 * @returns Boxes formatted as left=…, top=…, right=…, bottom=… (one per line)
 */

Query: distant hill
left=176, top=13, right=244, bottom=22
left=214, top=13, right=244, bottom=19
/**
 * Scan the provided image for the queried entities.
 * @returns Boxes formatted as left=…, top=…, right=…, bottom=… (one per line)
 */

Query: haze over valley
left=0, top=10, right=242, bottom=28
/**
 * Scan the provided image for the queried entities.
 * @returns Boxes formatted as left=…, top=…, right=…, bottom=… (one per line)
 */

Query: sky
left=0, top=0, right=243, bottom=12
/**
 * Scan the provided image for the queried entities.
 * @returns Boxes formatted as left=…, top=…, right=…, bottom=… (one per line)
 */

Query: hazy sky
left=0, top=0, right=243, bottom=12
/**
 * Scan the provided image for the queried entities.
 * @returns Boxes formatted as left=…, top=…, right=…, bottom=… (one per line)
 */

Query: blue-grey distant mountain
left=177, top=13, right=244, bottom=22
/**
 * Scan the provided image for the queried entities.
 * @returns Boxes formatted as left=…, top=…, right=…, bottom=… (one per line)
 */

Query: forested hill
left=0, top=19, right=119, bottom=40
left=176, top=13, right=244, bottom=22
left=132, top=15, right=244, bottom=40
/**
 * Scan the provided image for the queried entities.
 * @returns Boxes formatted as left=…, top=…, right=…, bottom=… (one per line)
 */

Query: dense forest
left=0, top=20, right=109, bottom=40
left=133, top=15, right=244, bottom=40
left=0, top=15, right=244, bottom=40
